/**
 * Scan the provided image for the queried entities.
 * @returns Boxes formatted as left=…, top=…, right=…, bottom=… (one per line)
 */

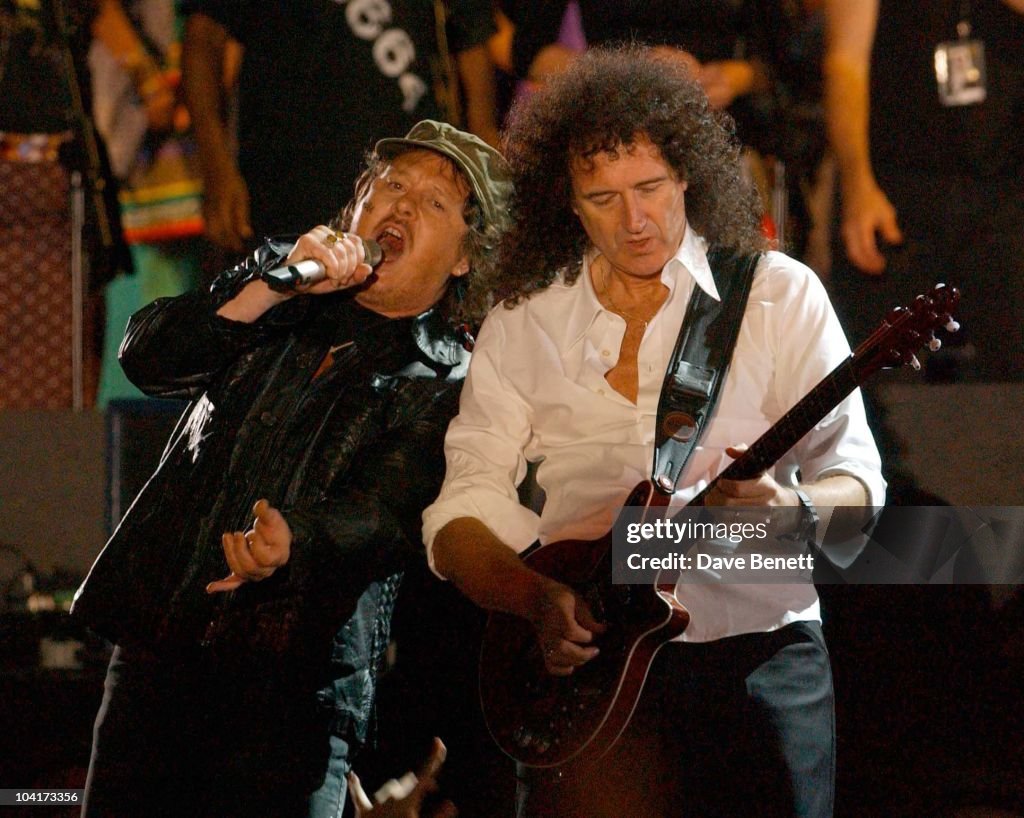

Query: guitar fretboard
left=689, top=356, right=862, bottom=506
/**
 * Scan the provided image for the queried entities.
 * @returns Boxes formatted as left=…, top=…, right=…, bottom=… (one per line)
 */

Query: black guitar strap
left=651, top=248, right=761, bottom=495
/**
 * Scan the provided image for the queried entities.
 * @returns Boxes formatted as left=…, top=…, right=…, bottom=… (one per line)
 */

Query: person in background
left=497, top=1, right=774, bottom=142
left=823, top=0, right=1024, bottom=382
left=488, top=0, right=584, bottom=118
left=0, top=0, right=132, bottom=408
left=181, top=0, right=500, bottom=253
left=88, top=0, right=237, bottom=404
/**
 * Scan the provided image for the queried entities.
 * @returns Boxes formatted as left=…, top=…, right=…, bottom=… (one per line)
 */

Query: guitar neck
left=689, top=355, right=861, bottom=506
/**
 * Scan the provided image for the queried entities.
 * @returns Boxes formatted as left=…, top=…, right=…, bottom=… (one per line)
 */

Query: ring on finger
left=323, top=231, right=340, bottom=246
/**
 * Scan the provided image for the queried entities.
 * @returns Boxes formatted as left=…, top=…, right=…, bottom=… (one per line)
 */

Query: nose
left=392, top=190, right=415, bottom=219
left=622, top=193, right=646, bottom=234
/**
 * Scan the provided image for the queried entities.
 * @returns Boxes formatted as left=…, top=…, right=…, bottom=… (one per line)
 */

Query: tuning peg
left=946, top=318, right=960, bottom=332
left=929, top=336, right=942, bottom=351
left=907, top=354, right=921, bottom=371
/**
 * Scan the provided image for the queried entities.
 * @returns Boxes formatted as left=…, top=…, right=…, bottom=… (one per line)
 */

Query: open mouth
left=375, top=225, right=405, bottom=261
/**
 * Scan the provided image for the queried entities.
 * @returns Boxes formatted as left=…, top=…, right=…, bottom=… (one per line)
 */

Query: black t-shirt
left=871, top=0, right=1024, bottom=179
left=183, top=0, right=493, bottom=238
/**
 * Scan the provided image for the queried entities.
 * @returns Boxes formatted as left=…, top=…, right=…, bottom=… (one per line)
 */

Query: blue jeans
left=307, top=733, right=352, bottom=818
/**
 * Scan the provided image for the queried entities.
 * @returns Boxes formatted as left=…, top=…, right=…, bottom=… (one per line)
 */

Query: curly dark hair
left=497, top=44, right=767, bottom=305
left=334, top=151, right=496, bottom=327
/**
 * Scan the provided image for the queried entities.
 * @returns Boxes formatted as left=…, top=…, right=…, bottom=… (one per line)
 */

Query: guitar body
left=479, top=482, right=689, bottom=770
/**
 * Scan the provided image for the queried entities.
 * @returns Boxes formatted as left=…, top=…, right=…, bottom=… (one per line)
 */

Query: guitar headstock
left=851, top=284, right=960, bottom=376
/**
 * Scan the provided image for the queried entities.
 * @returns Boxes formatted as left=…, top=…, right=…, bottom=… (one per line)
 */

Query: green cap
left=375, top=120, right=513, bottom=236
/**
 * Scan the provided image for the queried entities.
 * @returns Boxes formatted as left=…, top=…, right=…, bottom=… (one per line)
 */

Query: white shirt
left=423, top=227, right=885, bottom=641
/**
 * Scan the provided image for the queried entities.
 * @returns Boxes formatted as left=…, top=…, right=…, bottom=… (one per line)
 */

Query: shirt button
left=597, top=388, right=605, bottom=396
left=260, top=411, right=277, bottom=426
left=601, top=349, right=611, bottom=357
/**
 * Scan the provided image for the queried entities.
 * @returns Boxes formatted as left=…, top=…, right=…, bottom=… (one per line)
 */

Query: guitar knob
left=946, top=318, right=960, bottom=332
left=929, top=337, right=942, bottom=352
left=907, top=354, right=921, bottom=371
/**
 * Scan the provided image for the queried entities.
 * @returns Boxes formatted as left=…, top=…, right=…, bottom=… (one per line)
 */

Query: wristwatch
left=792, top=487, right=819, bottom=543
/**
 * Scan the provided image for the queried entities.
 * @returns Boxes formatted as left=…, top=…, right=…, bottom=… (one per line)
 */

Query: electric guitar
left=478, top=284, right=960, bottom=772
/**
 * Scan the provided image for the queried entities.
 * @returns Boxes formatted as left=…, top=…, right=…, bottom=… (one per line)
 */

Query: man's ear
left=451, top=257, right=470, bottom=278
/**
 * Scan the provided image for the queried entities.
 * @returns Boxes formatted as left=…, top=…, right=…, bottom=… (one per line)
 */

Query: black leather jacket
left=73, top=238, right=469, bottom=746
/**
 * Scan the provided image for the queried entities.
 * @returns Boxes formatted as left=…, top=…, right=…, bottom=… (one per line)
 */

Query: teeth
left=379, top=227, right=402, bottom=240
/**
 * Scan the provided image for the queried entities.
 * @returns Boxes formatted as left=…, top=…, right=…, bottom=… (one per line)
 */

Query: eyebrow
left=431, top=182, right=463, bottom=203
left=580, top=175, right=670, bottom=199
left=383, top=169, right=465, bottom=204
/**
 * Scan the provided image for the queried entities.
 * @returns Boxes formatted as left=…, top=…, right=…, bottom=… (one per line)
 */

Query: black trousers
left=516, top=621, right=835, bottom=818
left=83, top=644, right=331, bottom=818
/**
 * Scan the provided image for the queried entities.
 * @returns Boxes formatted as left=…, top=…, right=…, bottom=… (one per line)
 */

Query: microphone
left=262, top=237, right=383, bottom=292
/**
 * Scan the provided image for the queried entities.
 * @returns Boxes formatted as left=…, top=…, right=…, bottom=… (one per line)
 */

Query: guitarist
left=423, top=46, right=885, bottom=818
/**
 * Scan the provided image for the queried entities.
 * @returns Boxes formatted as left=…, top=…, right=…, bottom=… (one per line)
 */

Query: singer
left=72, top=120, right=512, bottom=818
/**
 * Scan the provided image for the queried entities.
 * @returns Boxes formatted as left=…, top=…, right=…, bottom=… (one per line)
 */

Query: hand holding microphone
left=263, top=226, right=383, bottom=294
